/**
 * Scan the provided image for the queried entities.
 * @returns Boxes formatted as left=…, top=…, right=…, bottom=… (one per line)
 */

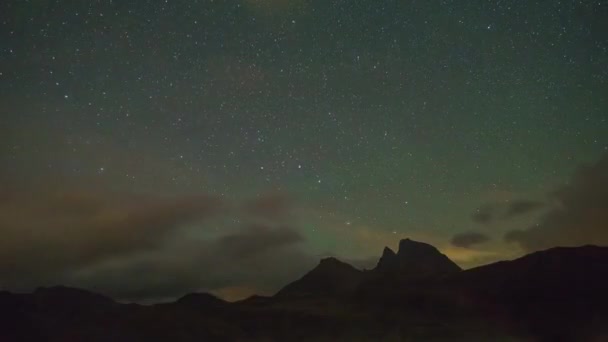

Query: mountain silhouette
left=352, top=238, right=464, bottom=299
left=275, top=256, right=363, bottom=298
left=2, top=241, right=608, bottom=341
left=374, top=238, right=462, bottom=276
left=276, top=238, right=463, bottom=299
left=33, top=285, right=117, bottom=308
left=171, top=292, right=229, bottom=310
left=437, top=245, right=608, bottom=341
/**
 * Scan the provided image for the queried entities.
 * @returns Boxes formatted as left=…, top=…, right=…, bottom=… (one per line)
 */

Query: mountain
left=446, top=245, right=608, bottom=294
left=274, top=257, right=364, bottom=298
left=367, top=245, right=608, bottom=341
left=374, top=246, right=397, bottom=271
left=441, top=245, right=608, bottom=340
left=275, top=238, right=463, bottom=300
left=2, top=243, right=608, bottom=341
left=353, top=238, right=463, bottom=299
left=373, top=238, right=462, bottom=277
left=169, top=292, right=229, bottom=310
left=32, top=286, right=117, bottom=309
left=235, top=294, right=273, bottom=306
left=0, top=286, right=125, bottom=341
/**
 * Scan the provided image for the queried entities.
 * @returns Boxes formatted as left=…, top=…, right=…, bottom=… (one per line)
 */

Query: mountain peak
left=174, top=293, right=227, bottom=309
left=375, top=247, right=398, bottom=271
left=275, top=257, right=363, bottom=297
left=382, top=246, right=396, bottom=257
left=374, top=238, right=461, bottom=277
left=397, top=238, right=440, bottom=256
left=315, top=256, right=362, bottom=273
left=319, top=256, right=343, bottom=265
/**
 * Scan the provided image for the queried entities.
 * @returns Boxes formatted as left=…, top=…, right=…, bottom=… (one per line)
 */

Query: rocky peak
left=382, top=246, right=397, bottom=258
left=375, top=247, right=398, bottom=271
left=397, top=238, right=441, bottom=257
left=374, top=238, right=461, bottom=277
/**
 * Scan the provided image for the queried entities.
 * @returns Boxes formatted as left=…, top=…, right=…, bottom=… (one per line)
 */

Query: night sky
left=1, top=1, right=607, bottom=301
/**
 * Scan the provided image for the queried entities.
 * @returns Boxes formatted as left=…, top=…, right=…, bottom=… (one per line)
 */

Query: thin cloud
left=0, top=189, right=316, bottom=301
left=504, top=200, right=544, bottom=218
left=69, top=223, right=313, bottom=302
left=472, top=199, right=544, bottom=224
left=0, top=191, right=223, bottom=284
left=241, top=193, right=293, bottom=221
left=505, top=154, right=608, bottom=251
left=471, top=204, right=495, bottom=224
left=217, top=224, right=304, bottom=259
left=451, top=231, right=491, bottom=249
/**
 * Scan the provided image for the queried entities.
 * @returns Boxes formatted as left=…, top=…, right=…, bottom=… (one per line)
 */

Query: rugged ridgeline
left=2, top=239, right=608, bottom=341
left=356, top=238, right=463, bottom=298
left=274, top=238, right=462, bottom=299
left=374, top=238, right=461, bottom=275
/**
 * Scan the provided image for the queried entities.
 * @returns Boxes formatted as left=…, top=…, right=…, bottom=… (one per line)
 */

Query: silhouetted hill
left=275, top=257, right=363, bottom=298
left=438, top=245, right=608, bottom=341
left=235, top=294, right=274, bottom=308
left=176, top=292, right=227, bottom=306
left=362, top=245, right=608, bottom=341
left=160, top=292, right=230, bottom=312
left=32, top=286, right=117, bottom=309
left=2, top=243, right=608, bottom=341
left=374, top=238, right=462, bottom=276
left=355, top=238, right=462, bottom=299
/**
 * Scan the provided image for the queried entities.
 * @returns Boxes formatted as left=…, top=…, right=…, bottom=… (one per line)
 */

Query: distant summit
left=275, top=257, right=363, bottom=297
left=445, top=244, right=608, bottom=292
left=33, top=286, right=116, bottom=309
left=374, top=238, right=462, bottom=277
left=173, top=292, right=227, bottom=309
left=375, top=246, right=397, bottom=271
left=276, top=239, right=462, bottom=298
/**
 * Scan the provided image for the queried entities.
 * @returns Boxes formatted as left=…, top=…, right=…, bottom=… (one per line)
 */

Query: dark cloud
left=0, top=190, right=316, bottom=301
left=505, top=154, right=608, bottom=252
left=450, top=232, right=491, bottom=248
left=242, top=193, right=293, bottom=221
left=69, top=223, right=313, bottom=302
left=0, top=191, right=223, bottom=283
left=218, top=224, right=303, bottom=259
left=472, top=200, right=544, bottom=224
left=504, top=200, right=544, bottom=218
left=471, top=204, right=495, bottom=224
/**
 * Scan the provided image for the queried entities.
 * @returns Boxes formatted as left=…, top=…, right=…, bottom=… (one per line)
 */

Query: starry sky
left=1, top=0, right=607, bottom=301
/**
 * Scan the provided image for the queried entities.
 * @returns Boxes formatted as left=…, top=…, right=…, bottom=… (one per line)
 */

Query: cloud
left=0, top=189, right=316, bottom=301
left=505, top=154, right=608, bottom=252
left=471, top=204, right=495, bottom=224
left=504, top=200, right=544, bottom=218
left=242, top=193, right=293, bottom=221
left=439, top=246, right=504, bottom=268
left=69, top=223, right=313, bottom=302
left=218, top=224, right=303, bottom=259
left=472, top=199, right=544, bottom=224
left=450, top=232, right=491, bottom=248
left=0, top=191, right=222, bottom=283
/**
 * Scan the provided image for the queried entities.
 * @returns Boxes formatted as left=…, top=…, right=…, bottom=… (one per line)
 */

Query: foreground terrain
left=2, top=239, right=608, bottom=341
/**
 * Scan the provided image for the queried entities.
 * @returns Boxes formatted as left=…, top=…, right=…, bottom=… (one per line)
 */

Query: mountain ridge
left=2, top=241, right=608, bottom=341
